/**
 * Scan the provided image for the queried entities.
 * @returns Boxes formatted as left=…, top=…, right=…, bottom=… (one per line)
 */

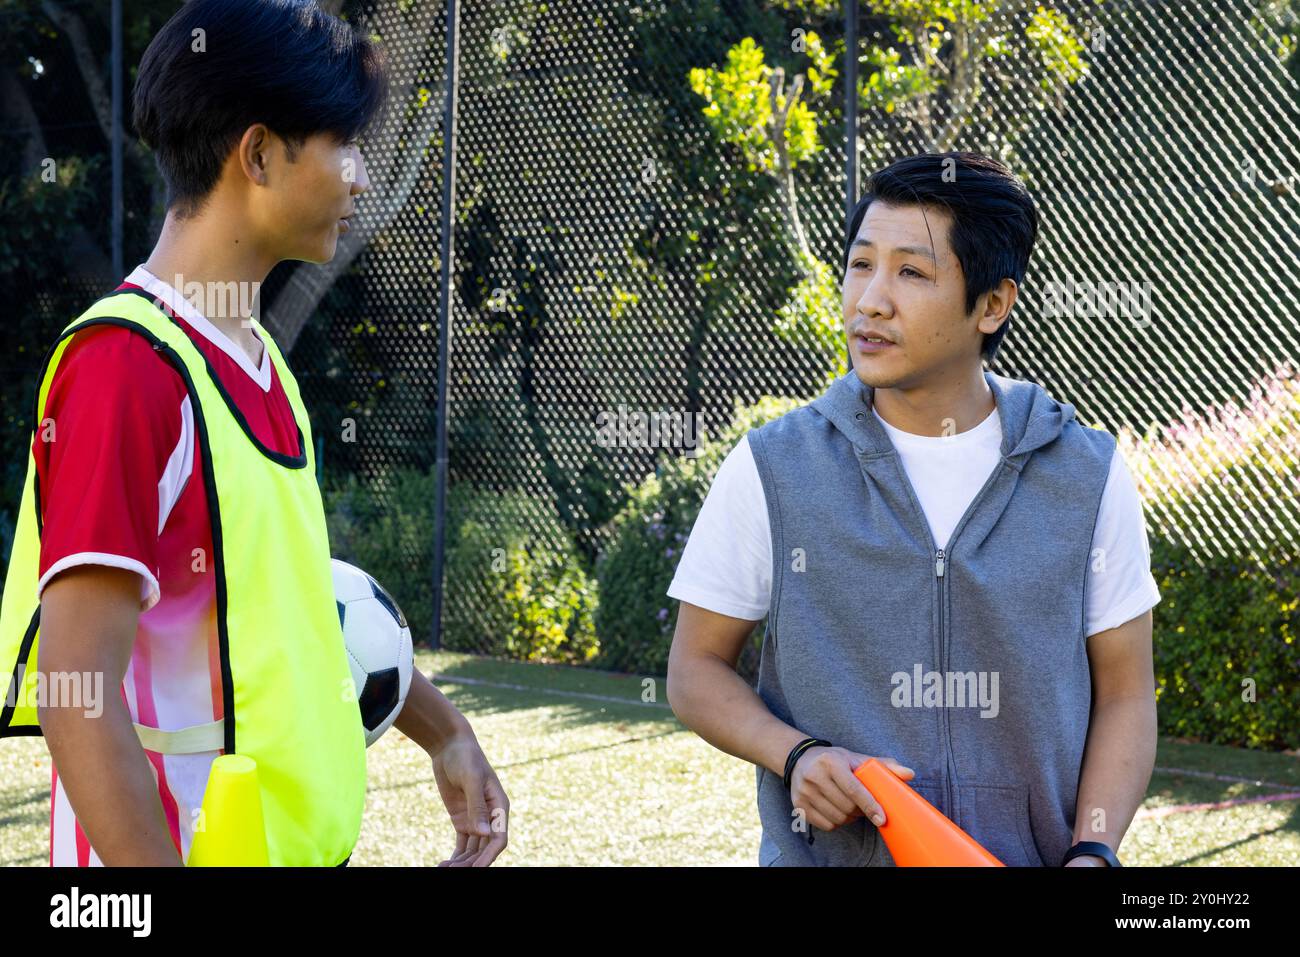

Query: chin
left=851, top=361, right=899, bottom=390
left=299, top=241, right=337, bottom=265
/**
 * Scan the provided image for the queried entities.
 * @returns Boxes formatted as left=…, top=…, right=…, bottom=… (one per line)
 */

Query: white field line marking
left=1135, top=791, right=1300, bottom=820
left=432, top=673, right=672, bottom=709
left=434, top=675, right=1300, bottom=796
left=1153, top=765, right=1298, bottom=792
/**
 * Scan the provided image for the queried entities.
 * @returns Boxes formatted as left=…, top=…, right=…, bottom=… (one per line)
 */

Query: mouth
left=854, top=332, right=897, bottom=355
left=338, top=217, right=351, bottom=233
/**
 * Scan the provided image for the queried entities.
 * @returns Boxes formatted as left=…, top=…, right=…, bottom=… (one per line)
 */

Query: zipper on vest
left=888, top=447, right=1009, bottom=831
left=935, top=547, right=954, bottom=820
left=927, top=464, right=1006, bottom=824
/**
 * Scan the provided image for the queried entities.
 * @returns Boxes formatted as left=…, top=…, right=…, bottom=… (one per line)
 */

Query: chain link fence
left=4, top=0, right=1297, bottom=675
left=298, top=0, right=1298, bottom=663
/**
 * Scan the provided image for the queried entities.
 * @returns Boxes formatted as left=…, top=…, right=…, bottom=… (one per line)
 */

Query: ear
left=237, top=124, right=273, bottom=187
left=976, top=277, right=1018, bottom=337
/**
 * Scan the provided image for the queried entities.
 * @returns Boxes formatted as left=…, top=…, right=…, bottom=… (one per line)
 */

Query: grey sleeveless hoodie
left=747, top=369, right=1115, bottom=866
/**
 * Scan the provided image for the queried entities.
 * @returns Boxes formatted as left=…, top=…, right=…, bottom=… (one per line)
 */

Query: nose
left=350, top=147, right=370, bottom=195
left=854, top=269, right=894, bottom=323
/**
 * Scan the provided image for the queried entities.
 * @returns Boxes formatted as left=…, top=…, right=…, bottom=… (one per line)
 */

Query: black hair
left=133, top=0, right=390, bottom=219
left=843, top=151, right=1039, bottom=362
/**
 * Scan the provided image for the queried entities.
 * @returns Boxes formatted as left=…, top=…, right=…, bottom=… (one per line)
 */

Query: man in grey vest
left=666, top=152, right=1160, bottom=867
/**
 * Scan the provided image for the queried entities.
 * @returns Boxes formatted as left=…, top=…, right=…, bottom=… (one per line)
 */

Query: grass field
left=2, top=649, right=1297, bottom=866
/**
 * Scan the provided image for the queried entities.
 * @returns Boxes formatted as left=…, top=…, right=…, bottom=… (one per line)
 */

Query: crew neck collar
left=872, top=403, right=1000, bottom=445
left=124, top=264, right=272, bottom=393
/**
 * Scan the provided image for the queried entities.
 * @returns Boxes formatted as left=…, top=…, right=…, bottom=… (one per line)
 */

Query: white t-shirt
left=667, top=405, right=1161, bottom=636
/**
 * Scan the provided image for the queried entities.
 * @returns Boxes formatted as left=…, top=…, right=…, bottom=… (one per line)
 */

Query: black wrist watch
left=1061, top=841, right=1122, bottom=867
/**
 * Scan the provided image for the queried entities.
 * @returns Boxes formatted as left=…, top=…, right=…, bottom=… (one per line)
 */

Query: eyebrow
left=848, top=239, right=937, bottom=263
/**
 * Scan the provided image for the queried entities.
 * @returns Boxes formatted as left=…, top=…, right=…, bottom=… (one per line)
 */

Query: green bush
left=324, top=469, right=598, bottom=664
left=1149, top=535, right=1299, bottom=751
left=593, top=394, right=807, bottom=675
left=1112, top=364, right=1299, bottom=749
left=440, top=485, right=598, bottom=663
left=773, top=248, right=848, bottom=391
left=324, top=467, right=438, bottom=643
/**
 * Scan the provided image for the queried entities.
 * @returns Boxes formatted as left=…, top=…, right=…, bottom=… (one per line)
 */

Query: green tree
left=689, top=30, right=838, bottom=262
left=686, top=0, right=1100, bottom=387
left=857, top=1, right=1094, bottom=155
left=0, top=0, right=177, bottom=591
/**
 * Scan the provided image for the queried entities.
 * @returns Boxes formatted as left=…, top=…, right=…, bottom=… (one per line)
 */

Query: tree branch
left=262, top=0, right=445, bottom=353
left=935, top=21, right=982, bottom=151
left=2, top=67, right=49, bottom=173
left=41, top=0, right=112, bottom=143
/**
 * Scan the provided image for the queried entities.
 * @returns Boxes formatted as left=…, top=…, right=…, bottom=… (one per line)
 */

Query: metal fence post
left=111, top=0, right=123, bottom=280
left=431, top=0, right=460, bottom=650
left=844, top=0, right=857, bottom=375
left=844, top=0, right=858, bottom=225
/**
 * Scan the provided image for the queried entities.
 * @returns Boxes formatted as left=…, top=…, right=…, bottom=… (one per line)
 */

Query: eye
left=852, top=260, right=870, bottom=270
left=901, top=266, right=923, bottom=278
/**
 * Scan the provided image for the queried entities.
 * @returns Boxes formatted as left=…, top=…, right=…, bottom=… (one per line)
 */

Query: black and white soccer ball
left=332, top=559, right=414, bottom=748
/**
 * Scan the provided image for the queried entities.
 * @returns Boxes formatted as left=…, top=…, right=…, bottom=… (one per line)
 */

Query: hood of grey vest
left=810, top=368, right=1076, bottom=463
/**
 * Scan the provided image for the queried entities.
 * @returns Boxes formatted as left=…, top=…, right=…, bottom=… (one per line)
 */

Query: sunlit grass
left=2, top=650, right=1296, bottom=866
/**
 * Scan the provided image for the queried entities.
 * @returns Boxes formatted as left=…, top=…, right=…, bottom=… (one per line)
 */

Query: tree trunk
left=263, top=0, right=446, bottom=353
left=769, top=70, right=812, bottom=269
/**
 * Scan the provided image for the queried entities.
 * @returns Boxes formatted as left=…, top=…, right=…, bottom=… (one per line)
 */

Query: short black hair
left=844, top=151, right=1039, bottom=362
left=133, top=0, right=389, bottom=219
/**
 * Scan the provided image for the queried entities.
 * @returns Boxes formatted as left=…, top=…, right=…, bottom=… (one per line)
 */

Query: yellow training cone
left=187, top=754, right=269, bottom=867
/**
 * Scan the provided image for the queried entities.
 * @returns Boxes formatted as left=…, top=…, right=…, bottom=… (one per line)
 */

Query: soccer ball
left=332, top=559, right=414, bottom=747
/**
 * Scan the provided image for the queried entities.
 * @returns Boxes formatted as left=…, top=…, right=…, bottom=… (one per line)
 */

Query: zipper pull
left=935, top=548, right=945, bottom=578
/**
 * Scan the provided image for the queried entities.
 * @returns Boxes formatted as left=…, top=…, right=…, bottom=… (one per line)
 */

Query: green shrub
left=773, top=248, right=847, bottom=391
left=1149, top=536, right=1299, bottom=751
left=594, top=394, right=807, bottom=675
left=324, top=467, right=438, bottom=643
left=441, top=485, right=598, bottom=664
left=324, top=469, right=598, bottom=663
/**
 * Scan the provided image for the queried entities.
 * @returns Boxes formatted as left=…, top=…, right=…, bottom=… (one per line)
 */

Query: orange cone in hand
left=853, top=758, right=1003, bottom=867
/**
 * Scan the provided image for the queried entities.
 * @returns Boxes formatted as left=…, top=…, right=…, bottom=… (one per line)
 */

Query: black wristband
left=782, top=737, right=831, bottom=790
left=1061, top=841, right=1122, bottom=867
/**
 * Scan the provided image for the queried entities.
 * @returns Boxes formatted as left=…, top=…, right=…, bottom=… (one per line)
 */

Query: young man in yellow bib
left=0, top=0, right=508, bottom=867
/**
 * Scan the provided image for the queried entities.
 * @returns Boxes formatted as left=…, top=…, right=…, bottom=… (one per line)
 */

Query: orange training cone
left=853, top=758, right=1003, bottom=867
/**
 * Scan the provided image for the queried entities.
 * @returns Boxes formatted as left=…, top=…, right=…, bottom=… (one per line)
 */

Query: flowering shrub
left=1112, top=362, right=1300, bottom=748
left=1116, top=361, right=1300, bottom=564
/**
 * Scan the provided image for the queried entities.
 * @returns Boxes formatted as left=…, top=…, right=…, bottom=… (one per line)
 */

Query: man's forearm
left=393, top=668, right=475, bottom=755
left=668, top=651, right=808, bottom=776
left=40, top=700, right=183, bottom=866
left=1071, top=693, right=1157, bottom=853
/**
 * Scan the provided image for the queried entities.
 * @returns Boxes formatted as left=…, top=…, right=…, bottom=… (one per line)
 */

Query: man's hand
left=430, top=732, right=509, bottom=867
left=790, top=746, right=914, bottom=832
left=1063, top=855, right=1108, bottom=867
left=392, top=670, right=509, bottom=865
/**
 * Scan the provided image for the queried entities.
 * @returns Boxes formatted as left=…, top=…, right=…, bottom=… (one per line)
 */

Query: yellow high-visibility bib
left=0, top=289, right=366, bottom=866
